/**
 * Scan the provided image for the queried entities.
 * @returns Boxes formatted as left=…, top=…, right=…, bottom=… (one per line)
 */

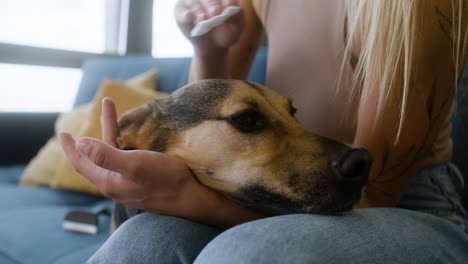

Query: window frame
left=0, top=0, right=154, bottom=69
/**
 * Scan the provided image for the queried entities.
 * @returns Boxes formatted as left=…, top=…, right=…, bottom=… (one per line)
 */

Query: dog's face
left=117, top=79, right=372, bottom=215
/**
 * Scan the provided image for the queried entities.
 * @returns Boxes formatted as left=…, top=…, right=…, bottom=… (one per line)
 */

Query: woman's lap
left=195, top=209, right=468, bottom=264
left=87, top=163, right=468, bottom=264
left=87, top=214, right=221, bottom=264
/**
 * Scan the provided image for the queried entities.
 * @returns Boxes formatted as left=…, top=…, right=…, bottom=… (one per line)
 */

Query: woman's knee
left=195, top=214, right=343, bottom=263
left=87, top=213, right=221, bottom=264
left=195, top=210, right=468, bottom=264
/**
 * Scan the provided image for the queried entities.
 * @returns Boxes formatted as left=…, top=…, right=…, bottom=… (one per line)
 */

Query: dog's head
left=117, top=79, right=372, bottom=215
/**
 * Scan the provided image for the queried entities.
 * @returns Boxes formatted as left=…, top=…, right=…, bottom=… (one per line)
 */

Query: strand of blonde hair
left=339, top=0, right=467, bottom=143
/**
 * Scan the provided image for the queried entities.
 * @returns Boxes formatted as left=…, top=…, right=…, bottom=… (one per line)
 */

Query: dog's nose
left=331, top=148, right=372, bottom=184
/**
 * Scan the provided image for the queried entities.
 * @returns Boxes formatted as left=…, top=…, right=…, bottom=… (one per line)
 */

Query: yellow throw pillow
left=20, top=69, right=167, bottom=195
left=19, top=105, right=89, bottom=187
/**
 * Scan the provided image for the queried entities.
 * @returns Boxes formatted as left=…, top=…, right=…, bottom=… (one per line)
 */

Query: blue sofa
left=0, top=47, right=466, bottom=263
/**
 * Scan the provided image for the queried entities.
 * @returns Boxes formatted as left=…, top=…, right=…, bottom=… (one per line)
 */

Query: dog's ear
left=116, top=99, right=164, bottom=150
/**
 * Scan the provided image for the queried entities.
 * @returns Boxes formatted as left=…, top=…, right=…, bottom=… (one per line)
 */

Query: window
left=152, top=0, right=193, bottom=57
left=0, top=0, right=195, bottom=112
left=0, top=0, right=108, bottom=112
left=0, top=64, right=81, bottom=112
left=0, top=0, right=106, bottom=53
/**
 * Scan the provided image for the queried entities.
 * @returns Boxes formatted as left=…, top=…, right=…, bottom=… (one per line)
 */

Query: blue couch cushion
left=0, top=165, right=25, bottom=185
left=0, top=175, right=110, bottom=263
left=74, top=56, right=191, bottom=108
left=73, top=47, right=268, bottom=107
left=0, top=205, right=110, bottom=264
left=0, top=178, right=111, bottom=263
left=0, top=186, right=106, bottom=212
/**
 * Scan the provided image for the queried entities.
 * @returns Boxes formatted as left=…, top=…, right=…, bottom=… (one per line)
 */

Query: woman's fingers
left=73, top=137, right=129, bottom=174
left=71, top=137, right=159, bottom=186
left=58, top=132, right=141, bottom=199
left=100, top=97, right=119, bottom=147
left=176, top=0, right=237, bottom=24
left=175, top=0, right=196, bottom=24
left=58, top=132, right=118, bottom=187
left=221, top=0, right=238, bottom=7
left=200, top=0, right=223, bottom=17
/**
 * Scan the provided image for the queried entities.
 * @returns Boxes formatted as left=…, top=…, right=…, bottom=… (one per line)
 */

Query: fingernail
left=208, top=5, right=219, bottom=16
left=102, top=97, right=112, bottom=104
left=180, top=11, right=193, bottom=23
left=58, top=131, right=68, bottom=142
left=196, top=12, right=205, bottom=21
left=77, top=139, right=91, bottom=155
left=222, top=0, right=236, bottom=7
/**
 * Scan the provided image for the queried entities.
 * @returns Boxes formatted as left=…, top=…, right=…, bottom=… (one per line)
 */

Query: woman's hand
left=59, top=98, right=263, bottom=227
left=59, top=98, right=196, bottom=216
left=175, top=0, right=244, bottom=55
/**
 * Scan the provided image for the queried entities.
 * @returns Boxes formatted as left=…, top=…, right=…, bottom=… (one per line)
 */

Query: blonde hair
left=340, top=0, right=468, bottom=141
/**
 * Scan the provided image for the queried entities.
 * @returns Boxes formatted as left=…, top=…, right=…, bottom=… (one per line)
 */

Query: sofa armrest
left=0, top=112, right=58, bottom=165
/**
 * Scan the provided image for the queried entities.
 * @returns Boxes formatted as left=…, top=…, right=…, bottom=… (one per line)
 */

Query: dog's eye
left=228, top=110, right=268, bottom=133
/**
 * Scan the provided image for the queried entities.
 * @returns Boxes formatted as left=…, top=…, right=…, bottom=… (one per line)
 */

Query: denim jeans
left=87, top=163, right=468, bottom=264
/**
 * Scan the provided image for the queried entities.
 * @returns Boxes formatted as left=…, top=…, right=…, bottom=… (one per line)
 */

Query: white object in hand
left=190, top=6, right=241, bottom=37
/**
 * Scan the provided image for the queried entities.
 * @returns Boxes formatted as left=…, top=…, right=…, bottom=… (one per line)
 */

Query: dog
left=111, top=79, right=372, bottom=230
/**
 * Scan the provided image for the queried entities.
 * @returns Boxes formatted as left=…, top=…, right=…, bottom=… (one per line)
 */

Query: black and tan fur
left=112, top=79, right=371, bottom=230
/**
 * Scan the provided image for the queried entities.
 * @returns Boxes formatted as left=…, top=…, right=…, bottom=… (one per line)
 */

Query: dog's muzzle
left=330, top=148, right=372, bottom=187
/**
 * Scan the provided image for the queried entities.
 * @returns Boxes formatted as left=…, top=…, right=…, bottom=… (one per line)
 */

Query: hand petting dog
left=59, top=98, right=262, bottom=228
left=175, top=0, right=243, bottom=49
